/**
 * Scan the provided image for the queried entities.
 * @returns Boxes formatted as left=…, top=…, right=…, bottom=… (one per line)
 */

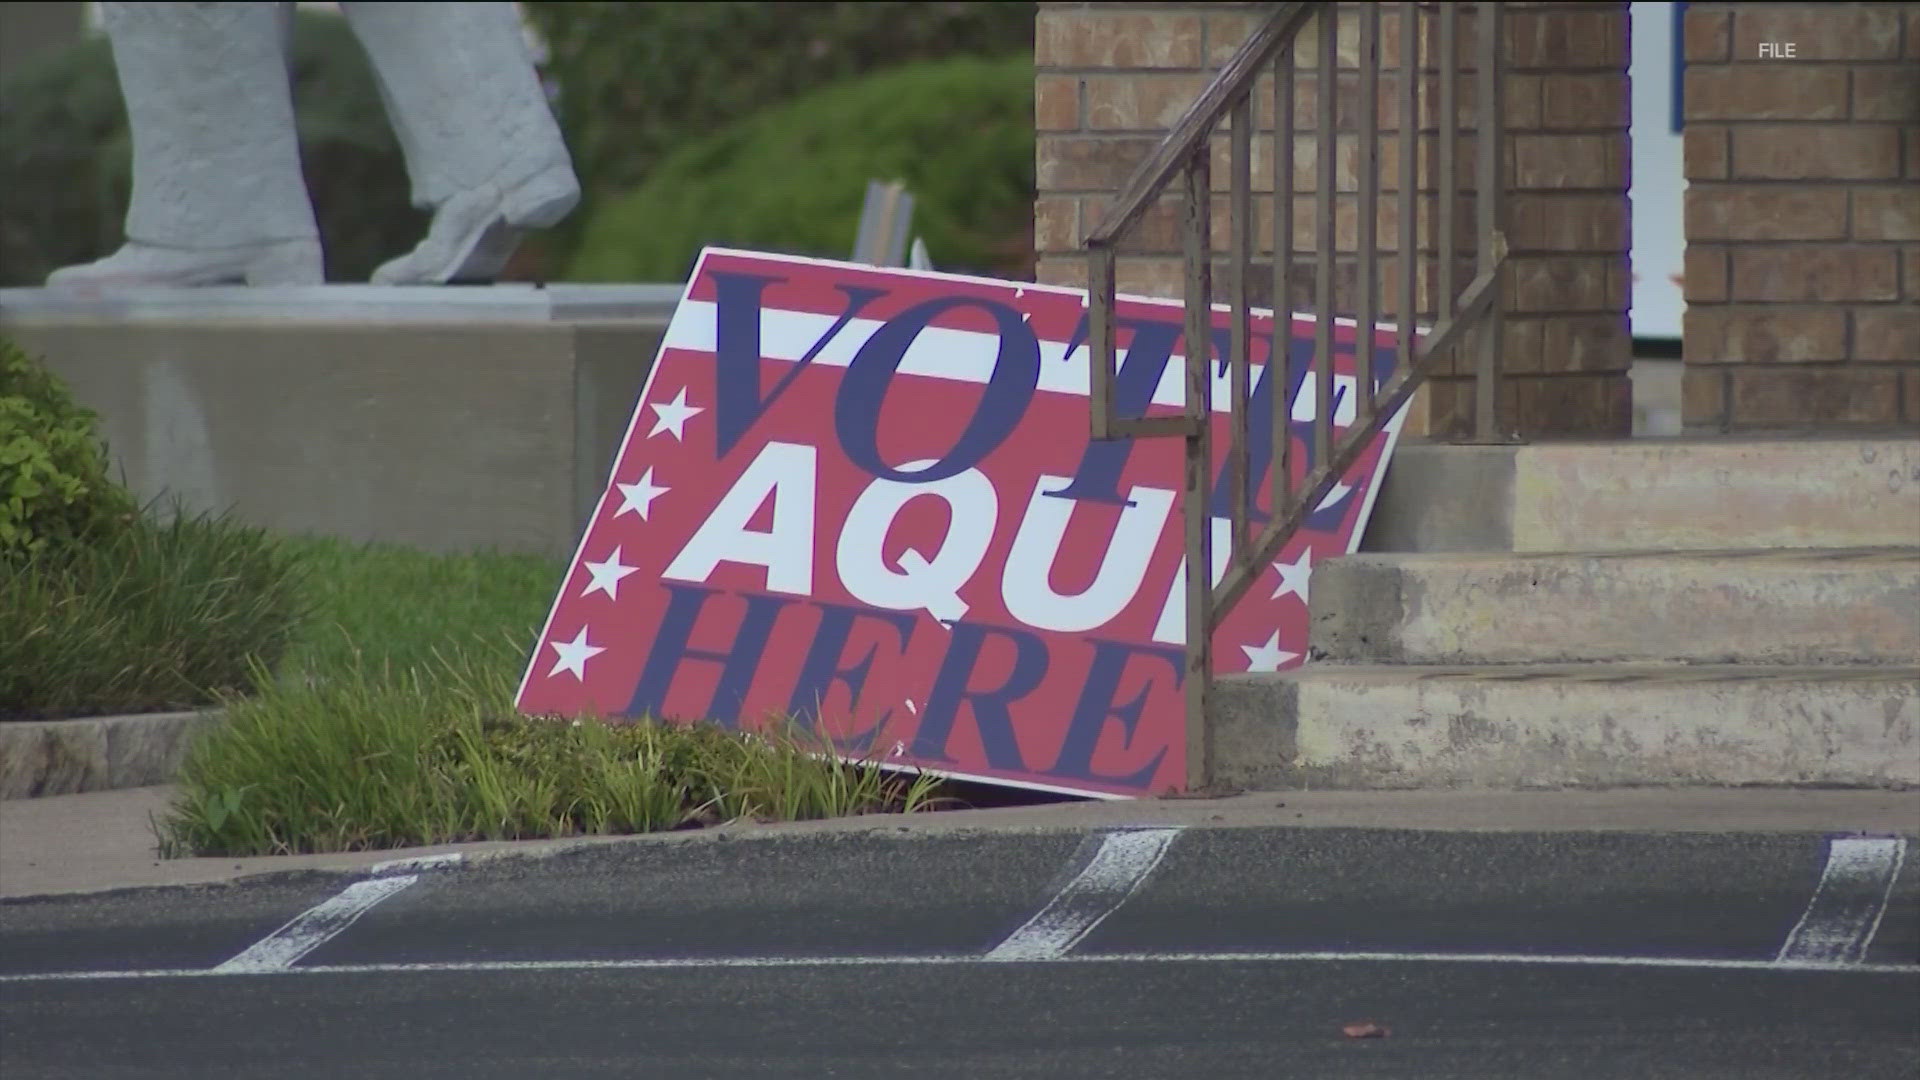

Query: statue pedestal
left=0, top=284, right=682, bottom=558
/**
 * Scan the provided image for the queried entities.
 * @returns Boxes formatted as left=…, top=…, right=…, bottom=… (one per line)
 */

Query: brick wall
left=1034, top=1, right=1634, bottom=439
left=1681, top=3, right=1920, bottom=432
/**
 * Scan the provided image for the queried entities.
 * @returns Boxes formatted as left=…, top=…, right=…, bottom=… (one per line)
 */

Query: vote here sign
left=516, top=249, right=1412, bottom=799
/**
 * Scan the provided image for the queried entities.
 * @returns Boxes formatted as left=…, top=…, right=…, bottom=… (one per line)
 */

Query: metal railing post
left=1438, top=5, right=1458, bottom=324
left=1472, top=0, right=1507, bottom=442
left=1398, top=2, right=1419, bottom=382
left=1181, top=151, right=1215, bottom=792
left=1088, top=244, right=1117, bottom=441
left=1313, top=8, right=1337, bottom=473
left=1229, top=97, right=1254, bottom=554
left=1354, top=2, right=1380, bottom=419
left=1273, top=36, right=1297, bottom=520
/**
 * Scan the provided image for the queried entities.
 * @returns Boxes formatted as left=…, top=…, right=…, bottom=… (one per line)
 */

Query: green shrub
left=567, top=54, right=1036, bottom=283
left=157, top=642, right=945, bottom=857
left=527, top=1, right=1034, bottom=254
left=0, top=507, right=308, bottom=719
left=0, top=12, right=422, bottom=286
left=0, top=339, right=135, bottom=561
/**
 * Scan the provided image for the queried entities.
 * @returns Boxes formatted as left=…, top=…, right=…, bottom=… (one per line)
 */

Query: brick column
left=1681, top=3, right=1920, bottom=432
left=1034, top=5, right=1207, bottom=298
left=1033, top=1, right=1634, bottom=439
left=1498, top=2, right=1633, bottom=438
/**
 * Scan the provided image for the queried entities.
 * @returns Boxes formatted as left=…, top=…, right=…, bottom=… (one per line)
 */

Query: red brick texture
left=1034, top=1, right=1634, bottom=439
left=1681, top=3, right=1920, bottom=432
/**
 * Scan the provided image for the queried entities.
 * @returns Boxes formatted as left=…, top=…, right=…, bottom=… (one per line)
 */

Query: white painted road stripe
left=985, top=828, right=1183, bottom=961
left=4, top=950, right=1915, bottom=984
left=213, top=875, right=421, bottom=974
left=1776, top=836, right=1908, bottom=965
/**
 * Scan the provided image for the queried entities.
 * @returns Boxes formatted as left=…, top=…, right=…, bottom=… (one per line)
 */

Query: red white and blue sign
left=516, top=249, right=1414, bottom=799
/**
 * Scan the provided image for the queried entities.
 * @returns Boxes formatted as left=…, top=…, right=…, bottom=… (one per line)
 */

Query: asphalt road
left=3, top=827, right=1917, bottom=1078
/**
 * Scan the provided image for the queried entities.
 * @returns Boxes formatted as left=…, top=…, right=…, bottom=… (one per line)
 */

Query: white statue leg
left=47, top=1, right=323, bottom=288
left=341, top=1, right=580, bottom=285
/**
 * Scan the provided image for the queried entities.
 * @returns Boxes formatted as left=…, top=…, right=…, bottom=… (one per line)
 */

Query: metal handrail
left=1083, top=1, right=1511, bottom=791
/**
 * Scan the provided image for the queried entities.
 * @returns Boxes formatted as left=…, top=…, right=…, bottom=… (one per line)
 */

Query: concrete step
left=1629, top=358, right=1682, bottom=438
left=1211, top=662, right=1920, bottom=790
left=1362, top=437, right=1920, bottom=554
left=1310, top=548, right=1920, bottom=666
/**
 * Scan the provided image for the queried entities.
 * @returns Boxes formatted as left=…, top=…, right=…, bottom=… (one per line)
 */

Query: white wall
left=1630, top=1, right=1687, bottom=342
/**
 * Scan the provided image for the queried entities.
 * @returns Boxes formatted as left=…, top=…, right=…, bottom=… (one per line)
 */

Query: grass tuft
left=154, top=538, right=950, bottom=858
left=0, top=506, right=308, bottom=719
left=158, top=644, right=947, bottom=857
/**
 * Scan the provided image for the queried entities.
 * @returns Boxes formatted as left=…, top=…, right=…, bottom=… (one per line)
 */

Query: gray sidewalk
left=3, top=784, right=1917, bottom=900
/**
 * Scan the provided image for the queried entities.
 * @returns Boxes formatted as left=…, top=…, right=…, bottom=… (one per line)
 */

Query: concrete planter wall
left=0, top=284, right=681, bottom=559
left=0, top=710, right=222, bottom=800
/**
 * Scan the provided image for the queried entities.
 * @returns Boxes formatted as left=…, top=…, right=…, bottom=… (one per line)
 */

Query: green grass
left=154, top=535, right=948, bottom=857
left=275, top=534, right=562, bottom=681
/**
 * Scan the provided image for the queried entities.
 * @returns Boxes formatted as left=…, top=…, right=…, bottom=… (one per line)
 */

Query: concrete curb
left=0, top=710, right=220, bottom=800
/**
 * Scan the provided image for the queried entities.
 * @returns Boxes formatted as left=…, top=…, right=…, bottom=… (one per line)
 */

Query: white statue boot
left=341, top=1, right=580, bottom=285
left=47, top=2, right=323, bottom=289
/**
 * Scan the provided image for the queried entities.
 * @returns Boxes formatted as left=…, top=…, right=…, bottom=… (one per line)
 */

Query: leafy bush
left=567, top=54, right=1036, bottom=284
left=0, top=11, right=422, bottom=286
left=0, top=339, right=134, bottom=561
left=527, top=1, right=1034, bottom=246
left=0, top=508, right=309, bottom=719
left=157, top=642, right=945, bottom=857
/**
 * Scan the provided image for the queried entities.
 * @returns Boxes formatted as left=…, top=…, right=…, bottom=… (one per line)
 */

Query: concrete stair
left=1361, top=436, right=1920, bottom=553
left=1212, top=437, right=1920, bottom=790
left=1309, top=549, right=1920, bottom=667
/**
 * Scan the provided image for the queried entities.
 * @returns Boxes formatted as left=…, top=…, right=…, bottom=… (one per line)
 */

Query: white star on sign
left=547, top=626, right=605, bottom=680
left=647, top=387, right=703, bottom=441
left=615, top=468, right=668, bottom=520
left=1240, top=630, right=1300, bottom=673
left=581, top=546, right=639, bottom=600
left=1270, top=546, right=1314, bottom=602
